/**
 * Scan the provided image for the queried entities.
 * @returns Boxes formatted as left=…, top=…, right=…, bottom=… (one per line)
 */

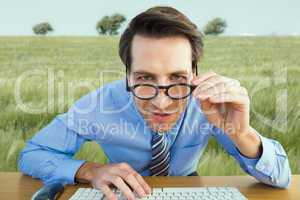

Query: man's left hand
left=192, top=71, right=262, bottom=158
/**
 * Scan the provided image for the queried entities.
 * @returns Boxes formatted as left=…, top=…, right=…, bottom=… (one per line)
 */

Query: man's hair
left=119, top=6, right=203, bottom=74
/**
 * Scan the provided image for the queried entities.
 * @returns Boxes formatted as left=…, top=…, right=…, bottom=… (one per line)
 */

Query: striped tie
left=149, top=132, right=170, bottom=176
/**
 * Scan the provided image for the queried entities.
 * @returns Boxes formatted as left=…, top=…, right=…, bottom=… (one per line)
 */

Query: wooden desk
left=0, top=172, right=299, bottom=200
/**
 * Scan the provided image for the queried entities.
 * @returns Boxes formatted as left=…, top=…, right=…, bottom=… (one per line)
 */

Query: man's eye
left=170, top=75, right=186, bottom=81
left=137, top=76, right=153, bottom=81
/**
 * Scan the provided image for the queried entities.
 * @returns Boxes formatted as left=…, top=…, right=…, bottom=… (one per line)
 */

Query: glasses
left=127, top=83, right=196, bottom=100
left=125, top=66, right=198, bottom=100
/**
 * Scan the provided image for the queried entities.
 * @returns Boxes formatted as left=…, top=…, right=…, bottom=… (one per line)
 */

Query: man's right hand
left=75, top=162, right=151, bottom=200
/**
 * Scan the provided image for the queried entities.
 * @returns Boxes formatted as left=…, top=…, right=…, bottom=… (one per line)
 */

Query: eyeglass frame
left=128, top=83, right=197, bottom=100
left=125, top=65, right=198, bottom=100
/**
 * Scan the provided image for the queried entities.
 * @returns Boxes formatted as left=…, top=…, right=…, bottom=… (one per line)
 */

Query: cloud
left=239, top=32, right=256, bottom=36
left=290, top=32, right=300, bottom=36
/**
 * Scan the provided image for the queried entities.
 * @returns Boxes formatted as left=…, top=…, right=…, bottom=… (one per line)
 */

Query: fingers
left=194, top=83, right=246, bottom=101
left=117, top=163, right=151, bottom=197
left=94, top=175, right=137, bottom=200
left=192, top=72, right=247, bottom=104
left=208, top=91, right=250, bottom=104
left=193, top=74, right=240, bottom=94
left=119, top=163, right=151, bottom=194
left=134, top=173, right=152, bottom=194
left=192, top=71, right=217, bottom=85
left=109, top=175, right=136, bottom=200
left=92, top=162, right=150, bottom=200
left=110, top=163, right=150, bottom=199
left=99, top=184, right=118, bottom=200
left=120, top=171, right=147, bottom=198
left=193, top=75, right=240, bottom=95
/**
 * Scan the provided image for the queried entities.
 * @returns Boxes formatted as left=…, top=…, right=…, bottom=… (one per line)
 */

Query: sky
left=0, top=0, right=299, bottom=36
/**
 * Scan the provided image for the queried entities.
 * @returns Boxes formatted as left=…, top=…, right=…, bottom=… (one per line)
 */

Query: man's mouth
left=151, top=112, right=174, bottom=122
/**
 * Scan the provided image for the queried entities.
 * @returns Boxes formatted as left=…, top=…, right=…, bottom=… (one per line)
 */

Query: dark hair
left=119, top=6, right=203, bottom=75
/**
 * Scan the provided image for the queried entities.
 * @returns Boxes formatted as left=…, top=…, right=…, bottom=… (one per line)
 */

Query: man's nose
left=151, top=89, right=173, bottom=110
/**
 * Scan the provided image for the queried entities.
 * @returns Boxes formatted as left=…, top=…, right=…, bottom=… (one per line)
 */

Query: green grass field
left=0, top=36, right=299, bottom=175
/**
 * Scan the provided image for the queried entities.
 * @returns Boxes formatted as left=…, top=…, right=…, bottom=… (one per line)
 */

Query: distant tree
left=96, top=14, right=126, bottom=35
left=96, top=16, right=111, bottom=35
left=33, top=22, right=53, bottom=35
left=203, top=18, right=227, bottom=36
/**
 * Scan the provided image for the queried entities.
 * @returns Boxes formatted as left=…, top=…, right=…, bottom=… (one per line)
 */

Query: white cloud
left=239, top=32, right=256, bottom=36
left=290, top=32, right=300, bottom=36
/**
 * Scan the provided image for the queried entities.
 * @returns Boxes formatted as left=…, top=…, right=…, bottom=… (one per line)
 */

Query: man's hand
left=75, top=162, right=151, bottom=200
left=192, top=71, right=262, bottom=158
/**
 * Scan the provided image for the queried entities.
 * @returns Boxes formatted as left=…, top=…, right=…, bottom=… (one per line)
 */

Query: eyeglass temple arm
left=126, top=67, right=130, bottom=91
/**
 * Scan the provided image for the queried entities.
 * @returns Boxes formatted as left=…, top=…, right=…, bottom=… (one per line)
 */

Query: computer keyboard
left=69, top=186, right=248, bottom=200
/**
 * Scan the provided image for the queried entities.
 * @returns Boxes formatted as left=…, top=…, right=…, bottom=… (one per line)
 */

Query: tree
left=33, top=22, right=53, bottom=35
left=203, top=18, right=227, bottom=36
left=96, top=14, right=126, bottom=35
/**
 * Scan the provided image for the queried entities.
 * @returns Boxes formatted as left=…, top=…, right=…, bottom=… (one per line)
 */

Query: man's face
left=128, top=34, right=194, bottom=133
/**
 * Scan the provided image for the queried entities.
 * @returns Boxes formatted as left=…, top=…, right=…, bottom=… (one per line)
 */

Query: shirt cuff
left=234, top=129, right=275, bottom=175
left=254, top=135, right=276, bottom=176
left=235, top=147, right=260, bottom=171
left=55, top=159, right=86, bottom=185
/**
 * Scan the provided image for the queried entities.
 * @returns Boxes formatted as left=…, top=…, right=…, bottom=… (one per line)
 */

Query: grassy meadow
left=0, top=36, right=299, bottom=175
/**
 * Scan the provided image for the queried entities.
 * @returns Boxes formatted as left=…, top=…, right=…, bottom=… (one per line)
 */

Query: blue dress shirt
left=18, top=79, right=291, bottom=188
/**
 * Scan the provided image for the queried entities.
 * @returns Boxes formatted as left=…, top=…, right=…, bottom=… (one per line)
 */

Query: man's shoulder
left=97, top=78, right=127, bottom=96
left=69, top=78, right=130, bottom=113
left=61, top=78, right=132, bottom=134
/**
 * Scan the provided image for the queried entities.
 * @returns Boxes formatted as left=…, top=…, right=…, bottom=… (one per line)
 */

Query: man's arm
left=212, top=126, right=292, bottom=188
left=192, top=71, right=291, bottom=188
left=228, top=126, right=263, bottom=158
left=18, top=114, right=87, bottom=185
left=18, top=110, right=151, bottom=200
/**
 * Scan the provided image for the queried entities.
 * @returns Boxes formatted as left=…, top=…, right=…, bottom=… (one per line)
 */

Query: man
left=19, top=6, right=291, bottom=200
